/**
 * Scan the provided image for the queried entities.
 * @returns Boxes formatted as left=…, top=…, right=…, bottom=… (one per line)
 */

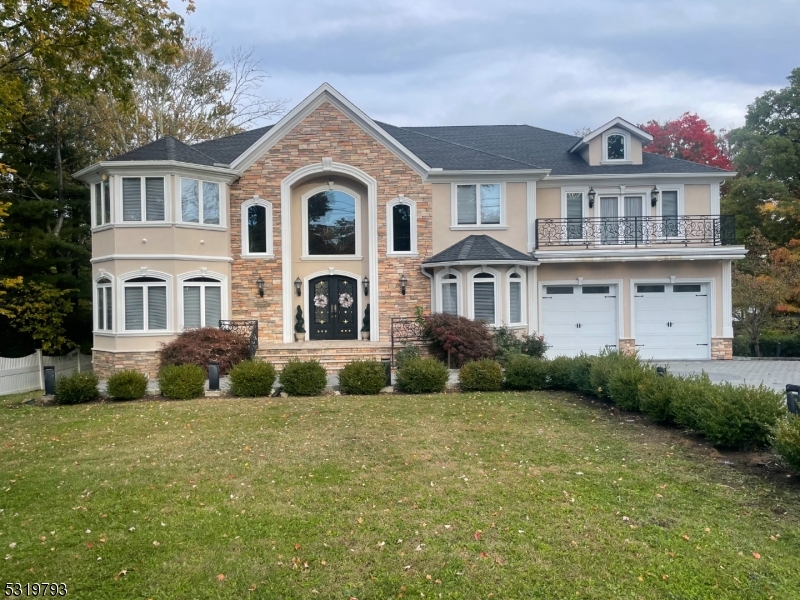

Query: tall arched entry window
left=304, top=189, right=359, bottom=256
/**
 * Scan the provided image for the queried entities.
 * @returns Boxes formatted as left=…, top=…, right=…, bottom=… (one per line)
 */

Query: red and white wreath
left=338, top=292, right=354, bottom=309
left=313, top=294, right=328, bottom=308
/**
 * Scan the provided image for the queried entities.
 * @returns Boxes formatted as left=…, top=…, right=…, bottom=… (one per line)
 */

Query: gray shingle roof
left=191, top=125, right=273, bottom=164
left=108, top=136, right=218, bottom=166
left=423, top=235, right=536, bottom=265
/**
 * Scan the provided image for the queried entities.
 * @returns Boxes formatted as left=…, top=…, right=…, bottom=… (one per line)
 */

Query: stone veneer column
left=711, top=338, right=733, bottom=360
left=618, top=339, right=635, bottom=355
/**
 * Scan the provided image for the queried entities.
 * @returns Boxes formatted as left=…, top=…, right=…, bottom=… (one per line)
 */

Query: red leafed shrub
left=158, top=327, right=250, bottom=375
left=423, top=313, right=495, bottom=367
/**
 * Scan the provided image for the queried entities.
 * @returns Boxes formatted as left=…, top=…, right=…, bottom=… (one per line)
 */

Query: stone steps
left=255, top=342, right=394, bottom=372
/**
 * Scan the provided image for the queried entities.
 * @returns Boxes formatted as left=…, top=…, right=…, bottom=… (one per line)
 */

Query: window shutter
left=145, top=177, right=165, bottom=221
left=473, top=281, right=495, bottom=323
left=122, top=178, right=141, bottom=221
left=181, top=179, right=199, bottom=223
left=204, top=286, right=221, bottom=327
left=97, top=287, right=104, bottom=329
left=203, top=182, right=220, bottom=224
left=105, top=287, right=113, bottom=331
left=392, top=204, right=411, bottom=252
left=183, top=286, right=201, bottom=328
left=442, top=282, right=458, bottom=315
left=509, top=281, right=522, bottom=323
left=124, top=287, right=144, bottom=330
left=147, top=286, right=168, bottom=330
left=94, top=183, right=102, bottom=226
left=457, top=185, right=477, bottom=225
left=248, top=205, right=267, bottom=253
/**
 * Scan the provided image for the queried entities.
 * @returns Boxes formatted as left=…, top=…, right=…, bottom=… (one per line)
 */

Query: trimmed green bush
left=159, top=364, right=205, bottom=400
left=569, top=353, right=595, bottom=395
left=546, top=356, right=574, bottom=390
left=106, top=370, right=148, bottom=400
left=396, top=357, right=449, bottom=394
left=639, top=372, right=683, bottom=424
left=56, top=371, right=99, bottom=405
left=588, top=350, right=631, bottom=400
left=773, top=416, right=800, bottom=470
left=395, top=342, right=422, bottom=370
left=670, top=373, right=717, bottom=431
left=229, top=360, right=277, bottom=397
left=459, top=358, right=503, bottom=392
left=503, top=355, right=548, bottom=390
left=280, top=359, right=327, bottom=396
left=608, top=362, right=652, bottom=411
left=338, top=360, right=387, bottom=395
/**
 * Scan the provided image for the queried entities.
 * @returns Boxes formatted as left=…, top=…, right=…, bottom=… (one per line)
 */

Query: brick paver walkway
left=661, top=359, right=800, bottom=392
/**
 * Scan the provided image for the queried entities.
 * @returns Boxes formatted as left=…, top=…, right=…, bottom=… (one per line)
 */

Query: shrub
left=106, top=370, right=148, bottom=400
left=396, top=357, right=449, bottom=394
left=773, top=416, right=800, bottom=471
left=493, top=326, right=549, bottom=365
left=56, top=371, right=98, bottom=405
left=158, top=327, right=250, bottom=375
left=229, top=360, right=276, bottom=397
left=459, top=359, right=503, bottom=392
left=423, top=313, right=495, bottom=367
left=280, top=359, right=327, bottom=396
left=503, top=355, right=548, bottom=391
left=608, top=362, right=652, bottom=411
left=338, top=360, right=387, bottom=395
left=670, top=373, right=717, bottom=431
left=639, top=372, right=683, bottom=424
left=519, top=333, right=548, bottom=359
left=159, top=364, right=206, bottom=400
left=588, top=349, right=632, bottom=400
left=546, top=356, right=573, bottom=390
left=569, top=353, right=595, bottom=395
left=395, top=342, right=422, bottom=370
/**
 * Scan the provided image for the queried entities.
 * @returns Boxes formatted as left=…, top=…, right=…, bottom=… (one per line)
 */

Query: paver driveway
left=661, top=359, right=800, bottom=392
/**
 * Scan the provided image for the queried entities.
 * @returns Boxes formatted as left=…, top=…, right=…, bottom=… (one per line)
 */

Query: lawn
left=1, top=390, right=799, bottom=599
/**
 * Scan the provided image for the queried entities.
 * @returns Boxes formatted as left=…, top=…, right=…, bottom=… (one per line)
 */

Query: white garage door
left=634, top=283, right=710, bottom=360
left=540, top=284, right=618, bottom=357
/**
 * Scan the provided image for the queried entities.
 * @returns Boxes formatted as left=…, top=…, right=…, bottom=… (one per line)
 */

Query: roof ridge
left=485, top=236, right=512, bottom=259
left=641, top=150, right=732, bottom=173
left=458, top=236, right=475, bottom=261
left=191, top=125, right=274, bottom=149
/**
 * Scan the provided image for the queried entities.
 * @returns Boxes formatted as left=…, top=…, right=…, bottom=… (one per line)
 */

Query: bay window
left=96, top=277, right=113, bottom=331
left=122, top=176, right=165, bottom=222
left=124, top=277, right=168, bottom=331
left=182, top=277, right=222, bottom=329
left=181, top=178, right=221, bottom=225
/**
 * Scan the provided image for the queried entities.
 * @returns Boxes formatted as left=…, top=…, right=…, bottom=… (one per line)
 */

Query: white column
left=528, top=265, right=538, bottom=334
left=527, top=181, right=537, bottom=253
left=722, top=259, right=733, bottom=337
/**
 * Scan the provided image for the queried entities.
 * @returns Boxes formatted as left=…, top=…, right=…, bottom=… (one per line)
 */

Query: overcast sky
left=185, top=0, right=799, bottom=135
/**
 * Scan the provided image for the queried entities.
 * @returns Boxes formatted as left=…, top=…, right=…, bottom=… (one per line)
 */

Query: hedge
left=396, top=357, right=449, bottom=394
left=106, top=370, right=148, bottom=400
left=338, top=360, right=387, bottom=395
left=229, top=361, right=277, bottom=397
left=459, top=359, right=503, bottom=392
left=159, top=364, right=206, bottom=400
left=279, top=359, right=327, bottom=396
left=56, top=371, right=99, bottom=405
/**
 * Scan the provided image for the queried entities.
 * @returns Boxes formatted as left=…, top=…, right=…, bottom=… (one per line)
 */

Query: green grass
left=1, top=391, right=798, bottom=598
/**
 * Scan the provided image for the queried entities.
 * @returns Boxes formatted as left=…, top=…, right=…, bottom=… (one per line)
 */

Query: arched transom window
left=305, top=189, right=359, bottom=256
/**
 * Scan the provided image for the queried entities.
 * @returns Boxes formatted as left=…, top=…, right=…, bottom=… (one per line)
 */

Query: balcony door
left=600, top=195, right=645, bottom=245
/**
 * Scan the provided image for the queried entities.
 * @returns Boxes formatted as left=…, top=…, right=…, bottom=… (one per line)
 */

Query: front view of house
left=74, top=84, right=744, bottom=379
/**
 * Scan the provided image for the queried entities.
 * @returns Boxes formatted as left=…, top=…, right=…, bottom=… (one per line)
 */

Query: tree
left=640, top=112, right=732, bottom=170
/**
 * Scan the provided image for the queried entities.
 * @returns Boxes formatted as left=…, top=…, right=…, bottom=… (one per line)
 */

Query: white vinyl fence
left=0, top=350, right=93, bottom=396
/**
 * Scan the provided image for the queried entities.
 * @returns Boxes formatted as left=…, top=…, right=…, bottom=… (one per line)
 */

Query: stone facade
left=711, top=337, right=733, bottom=360
left=93, top=349, right=160, bottom=380
left=618, top=338, right=636, bottom=355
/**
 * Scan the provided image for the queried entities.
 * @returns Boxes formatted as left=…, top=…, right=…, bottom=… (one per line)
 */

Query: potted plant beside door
left=294, top=305, right=306, bottom=342
left=361, top=304, right=370, bottom=341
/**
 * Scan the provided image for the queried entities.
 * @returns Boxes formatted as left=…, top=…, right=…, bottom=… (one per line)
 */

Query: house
left=73, top=84, right=744, bottom=379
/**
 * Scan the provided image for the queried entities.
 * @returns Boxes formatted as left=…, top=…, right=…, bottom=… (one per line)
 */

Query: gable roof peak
left=569, top=117, right=653, bottom=153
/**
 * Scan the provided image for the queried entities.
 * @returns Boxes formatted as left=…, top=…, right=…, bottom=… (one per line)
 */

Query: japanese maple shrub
left=423, top=313, right=495, bottom=367
left=158, top=327, right=249, bottom=375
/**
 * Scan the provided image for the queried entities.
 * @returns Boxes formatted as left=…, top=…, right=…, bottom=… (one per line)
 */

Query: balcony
left=534, top=215, right=736, bottom=249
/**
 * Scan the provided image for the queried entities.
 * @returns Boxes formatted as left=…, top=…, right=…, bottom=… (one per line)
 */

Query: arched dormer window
left=387, top=197, right=417, bottom=255
left=603, top=130, right=630, bottom=162
left=241, top=198, right=273, bottom=257
left=95, top=276, right=113, bottom=332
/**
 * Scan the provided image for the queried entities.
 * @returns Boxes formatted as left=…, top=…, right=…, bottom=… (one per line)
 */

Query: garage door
left=540, top=284, right=618, bottom=357
left=634, top=283, right=710, bottom=360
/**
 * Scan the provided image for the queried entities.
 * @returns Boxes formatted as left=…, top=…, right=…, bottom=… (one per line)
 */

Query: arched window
left=302, top=186, right=361, bottom=258
left=468, top=268, right=501, bottom=326
left=182, top=277, right=222, bottom=329
left=123, top=276, right=169, bottom=332
left=507, top=270, right=525, bottom=325
left=438, top=272, right=461, bottom=315
left=387, top=198, right=417, bottom=254
left=241, top=198, right=273, bottom=256
left=96, top=277, right=113, bottom=332
left=603, top=130, right=629, bottom=162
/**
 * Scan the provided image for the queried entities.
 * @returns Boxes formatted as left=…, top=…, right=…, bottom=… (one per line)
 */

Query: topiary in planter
left=158, top=327, right=249, bottom=375
left=503, top=355, right=548, bottom=390
left=338, top=360, right=386, bottom=395
left=106, top=370, right=148, bottom=400
left=279, top=359, right=327, bottom=396
left=773, top=415, right=800, bottom=471
left=459, top=358, right=503, bottom=392
left=159, top=364, right=206, bottom=400
left=56, top=371, right=99, bottom=405
left=396, top=357, right=449, bottom=394
left=229, top=360, right=277, bottom=397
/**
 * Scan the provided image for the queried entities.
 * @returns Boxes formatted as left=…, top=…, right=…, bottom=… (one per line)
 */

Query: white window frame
left=241, top=197, right=274, bottom=257
left=595, top=189, right=649, bottom=246
left=601, top=129, right=631, bottom=164
left=119, top=175, right=167, bottom=223
left=506, top=268, right=526, bottom=326
left=450, top=182, right=507, bottom=229
left=117, top=270, right=173, bottom=334
left=435, top=268, right=463, bottom=316
left=467, top=267, right=501, bottom=326
left=94, top=273, right=114, bottom=333
left=654, top=184, right=685, bottom=239
left=91, top=178, right=112, bottom=229
left=177, top=270, right=228, bottom=331
left=301, top=184, right=362, bottom=260
left=560, top=187, right=590, bottom=241
left=179, top=177, right=225, bottom=228
left=386, top=197, right=417, bottom=256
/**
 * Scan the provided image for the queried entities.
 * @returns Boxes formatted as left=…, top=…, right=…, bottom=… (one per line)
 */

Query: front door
left=309, top=275, right=358, bottom=340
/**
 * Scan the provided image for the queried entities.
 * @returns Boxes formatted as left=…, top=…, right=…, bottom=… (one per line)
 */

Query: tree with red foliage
left=640, top=113, right=732, bottom=170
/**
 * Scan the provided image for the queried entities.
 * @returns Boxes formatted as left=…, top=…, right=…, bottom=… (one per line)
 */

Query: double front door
left=309, top=275, right=358, bottom=340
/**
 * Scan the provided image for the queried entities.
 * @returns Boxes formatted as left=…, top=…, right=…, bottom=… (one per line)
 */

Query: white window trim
left=179, top=177, right=225, bottom=227
left=386, top=197, right=418, bottom=256
left=467, top=266, right=501, bottom=327
left=594, top=190, right=649, bottom=246
left=93, top=272, right=114, bottom=333
left=301, top=184, right=362, bottom=260
left=241, top=197, right=274, bottom=258
left=119, top=175, right=168, bottom=223
left=91, top=178, right=113, bottom=230
left=560, top=187, right=590, bottom=242
left=450, top=182, right=507, bottom=229
left=435, top=268, right=463, bottom=316
left=601, top=129, right=632, bottom=164
left=177, top=270, right=228, bottom=331
left=117, top=270, right=174, bottom=334
left=505, top=268, right=527, bottom=326
left=654, top=184, right=685, bottom=239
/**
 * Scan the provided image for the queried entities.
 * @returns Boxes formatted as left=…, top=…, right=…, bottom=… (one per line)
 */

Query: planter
left=295, top=332, right=305, bottom=342
left=361, top=330, right=370, bottom=341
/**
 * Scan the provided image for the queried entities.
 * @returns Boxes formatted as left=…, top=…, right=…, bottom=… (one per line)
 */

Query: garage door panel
left=542, top=285, right=617, bottom=358
left=634, top=283, right=709, bottom=360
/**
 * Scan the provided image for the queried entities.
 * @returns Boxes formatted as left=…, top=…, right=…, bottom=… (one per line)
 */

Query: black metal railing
left=219, top=320, right=259, bottom=358
left=390, top=317, right=426, bottom=367
left=534, top=214, right=736, bottom=249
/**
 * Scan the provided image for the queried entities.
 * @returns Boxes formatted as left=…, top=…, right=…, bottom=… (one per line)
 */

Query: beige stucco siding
left=93, top=226, right=230, bottom=257
left=684, top=184, right=711, bottom=215
left=536, top=187, right=561, bottom=219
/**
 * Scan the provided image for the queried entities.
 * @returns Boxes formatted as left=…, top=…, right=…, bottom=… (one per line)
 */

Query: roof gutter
left=72, top=160, right=242, bottom=182
left=422, top=259, right=539, bottom=268
left=424, top=168, right=551, bottom=182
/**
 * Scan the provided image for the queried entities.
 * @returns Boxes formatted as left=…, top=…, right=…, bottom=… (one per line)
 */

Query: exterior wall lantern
left=362, top=275, right=369, bottom=296
left=400, top=274, right=408, bottom=296
left=256, top=276, right=264, bottom=297
left=588, top=187, right=596, bottom=208
left=651, top=186, right=659, bottom=207
left=294, top=277, right=302, bottom=296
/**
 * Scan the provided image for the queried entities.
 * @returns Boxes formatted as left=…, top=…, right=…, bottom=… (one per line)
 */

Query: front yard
left=1, top=391, right=799, bottom=599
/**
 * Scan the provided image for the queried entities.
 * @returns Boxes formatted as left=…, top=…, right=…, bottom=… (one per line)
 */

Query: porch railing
left=219, top=320, right=259, bottom=358
left=534, top=214, right=736, bottom=249
left=390, top=317, right=426, bottom=368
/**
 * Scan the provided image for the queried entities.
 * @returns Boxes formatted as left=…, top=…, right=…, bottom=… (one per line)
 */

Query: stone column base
left=618, top=339, right=636, bottom=355
left=93, top=350, right=160, bottom=380
left=711, top=338, right=733, bottom=360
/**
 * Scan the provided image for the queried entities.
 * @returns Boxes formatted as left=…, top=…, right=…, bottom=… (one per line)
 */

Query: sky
left=184, top=0, right=800, bottom=135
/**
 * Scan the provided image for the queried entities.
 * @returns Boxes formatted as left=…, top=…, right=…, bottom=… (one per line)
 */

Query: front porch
left=256, top=339, right=394, bottom=373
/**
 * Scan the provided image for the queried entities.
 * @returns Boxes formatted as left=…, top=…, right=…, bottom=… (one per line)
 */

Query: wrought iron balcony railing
left=219, top=320, right=259, bottom=358
left=534, top=214, right=736, bottom=249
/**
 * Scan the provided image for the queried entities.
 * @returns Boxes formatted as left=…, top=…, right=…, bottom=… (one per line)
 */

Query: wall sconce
left=294, top=277, right=302, bottom=297
left=651, top=186, right=659, bottom=207
left=588, top=187, right=596, bottom=208
left=362, top=276, right=369, bottom=296
left=399, top=274, right=408, bottom=296
left=256, top=276, right=264, bottom=297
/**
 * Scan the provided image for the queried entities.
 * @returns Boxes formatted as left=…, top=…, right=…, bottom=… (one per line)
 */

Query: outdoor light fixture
left=400, top=274, right=408, bottom=296
left=362, top=276, right=369, bottom=296
left=651, top=186, right=659, bottom=207
left=256, top=276, right=264, bottom=297
left=588, top=187, right=596, bottom=208
left=294, top=277, right=302, bottom=296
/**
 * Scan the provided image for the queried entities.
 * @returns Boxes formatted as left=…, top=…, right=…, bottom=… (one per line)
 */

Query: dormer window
left=602, top=130, right=631, bottom=163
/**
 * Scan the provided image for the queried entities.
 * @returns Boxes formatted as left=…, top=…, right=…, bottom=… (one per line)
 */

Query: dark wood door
left=309, top=275, right=358, bottom=340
